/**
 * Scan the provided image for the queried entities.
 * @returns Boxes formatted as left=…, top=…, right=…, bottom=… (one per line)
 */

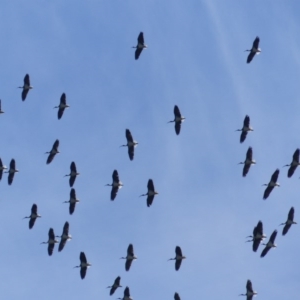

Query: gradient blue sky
left=0, top=1, right=300, bottom=299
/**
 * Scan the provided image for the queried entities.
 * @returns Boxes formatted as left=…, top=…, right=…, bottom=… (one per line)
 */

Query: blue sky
left=0, top=1, right=300, bottom=299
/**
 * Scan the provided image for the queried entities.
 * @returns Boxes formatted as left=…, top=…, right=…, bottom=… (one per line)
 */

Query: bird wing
left=70, top=161, right=77, bottom=172
left=46, top=153, right=56, bottom=164
left=110, top=286, right=117, bottom=296
left=80, top=252, right=87, bottom=263
left=240, top=131, right=248, bottom=143
left=288, top=165, right=297, bottom=178
left=80, top=267, right=87, bottom=279
left=128, top=146, right=134, bottom=160
left=53, top=139, right=59, bottom=150
left=282, top=224, right=291, bottom=236
left=252, top=238, right=261, bottom=252
left=253, top=37, right=260, bottom=49
left=127, top=244, right=134, bottom=256
left=112, top=170, right=119, bottom=183
left=69, top=176, right=76, bottom=187
left=175, top=246, right=182, bottom=256
left=288, top=207, right=295, bottom=221
left=115, top=276, right=121, bottom=286
left=111, top=186, right=118, bottom=201
left=126, top=129, right=133, bottom=143
left=49, top=228, right=55, bottom=240
left=271, top=169, right=279, bottom=182
left=31, top=204, right=38, bottom=214
left=124, top=287, right=130, bottom=297
left=60, top=93, right=66, bottom=105
left=70, top=188, right=76, bottom=199
left=263, top=186, right=274, bottom=200
left=147, top=179, right=155, bottom=191
left=175, top=122, right=181, bottom=135
left=175, top=259, right=182, bottom=271
left=246, top=280, right=253, bottom=293
left=257, top=221, right=263, bottom=235
left=147, top=195, right=154, bottom=207
left=270, top=230, right=277, bottom=243
left=21, top=89, right=29, bottom=101
left=135, top=47, right=143, bottom=60
left=247, top=296, right=254, bottom=300
left=260, top=245, right=270, bottom=257
left=8, top=172, right=14, bottom=185
left=137, top=32, right=144, bottom=44
left=24, top=74, right=30, bottom=86
left=247, top=51, right=256, bottom=64
left=10, top=159, right=16, bottom=169
left=29, top=218, right=36, bottom=229
left=63, top=222, right=69, bottom=235
left=58, top=238, right=67, bottom=252
left=246, top=147, right=252, bottom=160
left=125, top=259, right=132, bottom=271
left=243, top=163, right=251, bottom=177
left=243, top=115, right=250, bottom=128
left=58, top=108, right=64, bottom=119
left=174, top=292, right=181, bottom=300
left=48, top=243, right=55, bottom=256
left=69, top=202, right=76, bottom=215
left=174, top=105, right=181, bottom=118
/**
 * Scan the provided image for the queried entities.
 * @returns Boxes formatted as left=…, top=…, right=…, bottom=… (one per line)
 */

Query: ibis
left=239, top=147, right=255, bottom=177
left=280, top=207, right=296, bottom=236
left=23, top=204, right=41, bottom=229
left=107, top=276, right=122, bottom=296
left=0, top=158, right=7, bottom=180
left=262, top=169, right=280, bottom=200
left=120, top=244, right=137, bottom=271
left=19, top=74, right=33, bottom=101
left=283, top=149, right=300, bottom=178
left=118, top=286, right=133, bottom=300
left=105, top=170, right=123, bottom=201
left=41, top=228, right=59, bottom=256
left=236, top=115, right=253, bottom=143
left=54, top=93, right=69, bottom=120
left=140, top=179, right=158, bottom=207
left=239, top=279, right=257, bottom=300
left=120, top=129, right=138, bottom=161
left=260, top=230, right=277, bottom=257
left=0, top=99, right=4, bottom=114
left=174, top=292, right=181, bottom=300
left=168, top=105, right=185, bottom=135
left=133, top=32, right=147, bottom=60
left=63, top=188, right=80, bottom=215
left=6, top=159, right=18, bottom=185
left=246, top=220, right=266, bottom=252
left=168, top=246, right=186, bottom=271
left=64, top=161, right=79, bottom=187
left=46, top=139, right=60, bottom=164
left=245, top=37, right=261, bottom=64
left=57, top=221, right=72, bottom=252
left=74, top=252, right=91, bottom=279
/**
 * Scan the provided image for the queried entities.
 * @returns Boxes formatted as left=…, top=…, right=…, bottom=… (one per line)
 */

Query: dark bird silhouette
left=63, top=188, right=80, bottom=215
left=132, top=32, right=147, bottom=60
left=261, top=230, right=277, bottom=257
left=18, top=74, right=33, bottom=101
left=236, top=115, right=253, bottom=143
left=120, top=129, right=138, bottom=161
left=23, top=204, right=41, bottom=229
left=139, top=179, right=158, bottom=207
left=117, top=286, right=133, bottom=300
left=174, top=292, right=181, bottom=300
left=239, top=147, right=255, bottom=177
left=239, top=279, right=257, bottom=300
left=74, top=252, right=91, bottom=279
left=57, top=221, right=72, bottom=252
left=64, top=162, right=79, bottom=187
left=168, top=246, right=186, bottom=271
left=120, top=244, right=137, bottom=271
left=263, top=169, right=280, bottom=200
left=54, top=93, right=69, bottom=119
left=280, top=207, right=297, bottom=236
left=246, top=220, right=266, bottom=252
left=283, top=149, right=300, bottom=178
left=245, top=37, right=261, bottom=63
left=107, top=276, right=122, bottom=296
left=168, top=105, right=185, bottom=135
left=46, top=139, right=60, bottom=164
left=6, top=159, right=18, bottom=185
left=105, top=170, right=123, bottom=200
left=41, top=228, right=59, bottom=256
left=0, top=158, right=7, bottom=180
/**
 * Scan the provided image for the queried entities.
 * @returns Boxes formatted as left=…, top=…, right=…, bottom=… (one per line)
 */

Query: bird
left=283, top=149, right=300, bottom=178
left=133, top=32, right=147, bottom=60
left=105, top=170, right=123, bottom=201
left=46, top=139, right=60, bottom=164
left=6, top=159, right=18, bottom=185
left=23, top=204, right=41, bottom=229
left=107, top=276, right=122, bottom=296
left=261, top=230, right=277, bottom=257
left=262, top=169, right=280, bottom=200
left=139, top=179, right=159, bottom=207
left=54, top=93, right=69, bottom=120
left=120, top=129, right=138, bottom=161
left=236, top=115, right=253, bottom=143
left=245, top=37, right=261, bottom=63
left=174, top=292, right=181, bottom=300
left=239, top=147, right=256, bottom=177
left=41, top=228, right=59, bottom=256
left=63, top=188, right=80, bottom=215
left=120, top=244, right=137, bottom=271
left=168, top=246, right=186, bottom=271
left=57, top=221, right=72, bottom=252
left=239, top=279, right=257, bottom=300
left=280, top=207, right=297, bottom=236
left=168, top=105, right=185, bottom=135
left=117, top=286, right=133, bottom=300
left=64, top=162, right=79, bottom=187
left=0, top=99, right=4, bottom=114
left=0, top=158, right=7, bottom=180
left=246, top=220, right=266, bottom=252
left=74, top=252, right=91, bottom=279
left=18, top=74, right=33, bottom=101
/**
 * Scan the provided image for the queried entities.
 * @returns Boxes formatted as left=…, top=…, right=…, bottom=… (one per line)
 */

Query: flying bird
left=54, top=93, right=69, bottom=119
left=280, top=207, right=297, bottom=236
left=63, top=188, right=80, bottom=215
left=6, top=159, right=18, bottom=185
left=107, top=276, right=122, bottom=296
left=139, top=179, right=158, bottom=207
left=46, top=139, right=60, bottom=164
left=120, top=244, right=137, bottom=271
left=105, top=170, right=123, bottom=201
left=239, top=147, right=256, bottom=177
left=57, top=221, right=72, bottom=252
left=74, top=252, right=91, bottom=279
left=168, top=246, right=186, bottom=271
left=0, top=99, right=4, bottom=114
left=41, top=228, right=59, bottom=256
left=283, top=149, right=300, bottom=178
left=239, top=279, right=257, bottom=300
left=168, top=105, right=185, bottom=135
left=23, top=204, right=41, bottom=229
left=0, top=158, right=7, bottom=180
left=118, top=286, right=133, bottom=300
left=133, top=32, right=147, bottom=60
left=245, top=37, right=261, bottom=63
left=262, top=169, right=280, bottom=200
left=19, top=74, right=33, bottom=101
left=120, top=129, right=138, bottom=161
left=174, top=292, right=181, bottom=300
left=64, top=162, right=79, bottom=187
left=260, top=230, right=277, bottom=257
left=236, top=115, right=253, bottom=143
left=246, top=220, right=266, bottom=252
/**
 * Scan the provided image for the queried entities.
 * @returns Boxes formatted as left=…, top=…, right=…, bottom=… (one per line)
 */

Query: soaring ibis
left=239, top=280, right=257, bottom=299
left=105, top=170, right=123, bottom=201
left=246, top=220, right=266, bottom=252
left=107, top=276, right=122, bottom=296
left=139, top=179, right=158, bottom=207
left=168, top=246, right=186, bottom=271
left=64, top=162, right=79, bottom=187
left=74, top=252, right=91, bottom=279
left=63, top=188, right=80, bottom=215
left=283, top=149, right=300, bottom=178
left=120, top=244, right=137, bottom=271
left=239, top=147, right=255, bottom=177
left=236, top=115, right=253, bottom=143
left=19, top=74, right=33, bottom=101
left=260, top=230, right=277, bottom=257
left=133, top=32, right=147, bottom=60
left=6, top=159, right=18, bottom=185
left=23, top=204, right=41, bottom=229
left=46, top=139, right=60, bottom=164
left=120, top=129, right=138, bottom=161
left=168, top=105, right=185, bottom=135
left=280, top=207, right=297, bottom=236
left=262, top=169, right=280, bottom=200
left=174, top=292, right=181, bottom=300
left=118, top=286, right=133, bottom=300
left=41, top=228, right=59, bottom=256
left=0, top=100, right=4, bottom=114
left=245, top=37, right=261, bottom=63
left=54, top=93, right=69, bottom=119
left=0, top=158, right=7, bottom=180
left=57, top=221, right=72, bottom=252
